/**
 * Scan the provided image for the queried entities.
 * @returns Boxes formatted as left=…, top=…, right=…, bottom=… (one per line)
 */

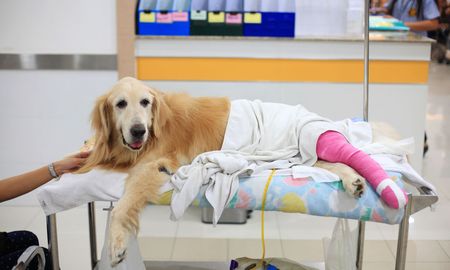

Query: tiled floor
left=1, top=63, right=450, bottom=269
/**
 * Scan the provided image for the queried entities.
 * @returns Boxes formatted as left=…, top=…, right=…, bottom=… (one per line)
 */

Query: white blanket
left=221, top=100, right=341, bottom=164
left=169, top=100, right=434, bottom=224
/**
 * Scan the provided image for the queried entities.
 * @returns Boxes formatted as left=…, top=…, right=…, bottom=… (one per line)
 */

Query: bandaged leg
left=316, top=130, right=408, bottom=209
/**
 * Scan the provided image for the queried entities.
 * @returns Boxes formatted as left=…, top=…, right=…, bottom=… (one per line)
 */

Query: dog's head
left=79, top=77, right=170, bottom=172
left=98, top=77, right=156, bottom=151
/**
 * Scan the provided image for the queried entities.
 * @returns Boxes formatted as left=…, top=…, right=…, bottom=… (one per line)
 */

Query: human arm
left=0, top=152, right=90, bottom=202
left=404, top=18, right=440, bottom=31
left=406, top=0, right=442, bottom=31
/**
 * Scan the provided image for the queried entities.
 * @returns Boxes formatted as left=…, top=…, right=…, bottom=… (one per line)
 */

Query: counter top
left=136, top=31, right=433, bottom=43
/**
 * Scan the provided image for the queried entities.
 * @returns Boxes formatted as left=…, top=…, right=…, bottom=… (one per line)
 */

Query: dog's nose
left=130, top=124, right=146, bottom=138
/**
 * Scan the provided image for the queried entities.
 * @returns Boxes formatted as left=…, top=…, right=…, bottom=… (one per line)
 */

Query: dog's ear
left=77, top=94, right=113, bottom=173
left=91, top=94, right=113, bottom=144
left=149, top=88, right=171, bottom=139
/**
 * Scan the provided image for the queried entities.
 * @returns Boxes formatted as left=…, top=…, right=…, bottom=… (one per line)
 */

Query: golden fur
left=78, top=77, right=230, bottom=265
left=80, top=77, right=366, bottom=265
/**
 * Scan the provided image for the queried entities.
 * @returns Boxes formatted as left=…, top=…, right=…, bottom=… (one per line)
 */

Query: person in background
left=384, top=0, right=441, bottom=35
left=381, top=0, right=440, bottom=156
left=437, top=0, right=450, bottom=21
left=439, top=0, right=450, bottom=63
left=446, top=0, right=450, bottom=63
left=429, top=0, right=450, bottom=63
left=370, top=0, right=391, bottom=13
left=0, top=151, right=89, bottom=270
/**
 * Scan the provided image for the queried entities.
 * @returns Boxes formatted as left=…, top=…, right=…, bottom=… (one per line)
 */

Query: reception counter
left=135, top=32, right=430, bottom=84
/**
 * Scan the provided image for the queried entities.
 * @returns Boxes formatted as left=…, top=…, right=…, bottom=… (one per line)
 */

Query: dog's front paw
left=109, top=211, right=130, bottom=266
left=343, top=173, right=366, bottom=198
left=110, top=243, right=127, bottom=267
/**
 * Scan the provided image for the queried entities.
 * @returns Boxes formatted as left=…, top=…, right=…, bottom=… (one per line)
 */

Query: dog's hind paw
left=344, top=174, right=366, bottom=198
left=352, top=177, right=365, bottom=198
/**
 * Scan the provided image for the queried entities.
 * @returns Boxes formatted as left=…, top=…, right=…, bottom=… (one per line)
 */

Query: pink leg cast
left=316, top=130, right=408, bottom=209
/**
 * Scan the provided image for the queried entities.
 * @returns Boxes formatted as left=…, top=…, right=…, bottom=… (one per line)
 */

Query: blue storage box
left=243, top=12, right=295, bottom=37
left=137, top=0, right=191, bottom=36
left=243, top=0, right=295, bottom=38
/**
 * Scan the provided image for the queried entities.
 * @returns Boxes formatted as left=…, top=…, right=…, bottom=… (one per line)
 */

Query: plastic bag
left=97, top=211, right=145, bottom=270
left=323, top=219, right=357, bottom=270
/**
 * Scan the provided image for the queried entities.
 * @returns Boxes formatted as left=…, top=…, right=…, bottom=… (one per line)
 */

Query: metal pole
left=356, top=1, right=371, bottom=269
left=395, top=194, right=413, bottom=270
left=363, top=0, right=370, bottom=122
left=356, top=221, right=366, bottom=270
left=46, top=214, right=60, bottom=270
left=88, top=202, right=98, bottom=270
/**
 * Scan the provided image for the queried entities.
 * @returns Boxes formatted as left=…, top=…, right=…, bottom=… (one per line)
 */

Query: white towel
left=36, top=169, right=172, bottom=216
left=170, top=152, right=252, bottom=224
left=37, top=170, right=127, bottom=215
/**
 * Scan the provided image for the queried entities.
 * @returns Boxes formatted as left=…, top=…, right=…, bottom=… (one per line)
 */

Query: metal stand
left=356, top=221, right=366, bottom=270
left=46, top=214, right=60, bottom=270
left=363, top=0, right=370, bottom=123
left=358, top=0, right=439, bottom=269
left=355, top=0, right=371, bottom=268
left=395, top=189, right=438, bottom=270
left=395, top=194, right=412, bottom=270
left=88, top=202, right=98, bottom=269
left=45, top=192, right=437, bottom=270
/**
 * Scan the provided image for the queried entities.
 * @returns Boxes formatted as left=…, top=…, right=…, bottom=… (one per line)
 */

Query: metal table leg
left=394, top=190, right=438, bottom=270
left=46, top=214, right=60, bottom=270
left=395, top=194, right=413, bottom=270
left=88, top=202, right=98, bottom=269
left=356, top=220, right=366, bottom=270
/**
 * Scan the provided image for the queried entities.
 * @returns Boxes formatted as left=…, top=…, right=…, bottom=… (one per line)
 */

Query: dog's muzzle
left=124, top=124, right=146, bottom=150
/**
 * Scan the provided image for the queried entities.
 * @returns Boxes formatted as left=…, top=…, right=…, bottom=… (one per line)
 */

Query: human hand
left=53, top=152, right=91, bottom=176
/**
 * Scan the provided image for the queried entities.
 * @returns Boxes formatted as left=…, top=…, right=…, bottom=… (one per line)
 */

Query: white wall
left=0, top=0, right=117, bottom=54
left=0, top=71, right=118, bottom=205
left=0, top=0, right=118, bottom=205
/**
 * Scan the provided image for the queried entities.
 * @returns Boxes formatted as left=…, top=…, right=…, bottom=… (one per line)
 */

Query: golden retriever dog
left=79, top=77, right=365, bottom=265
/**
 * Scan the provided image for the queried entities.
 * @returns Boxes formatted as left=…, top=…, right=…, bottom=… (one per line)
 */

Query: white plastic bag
left=97, top=211, right=145, bottom=270
left=323, top=219, right=357, bottom=270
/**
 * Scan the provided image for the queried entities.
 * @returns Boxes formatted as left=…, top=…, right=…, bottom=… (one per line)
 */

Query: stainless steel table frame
left=45, top=187, right=437, bottom=270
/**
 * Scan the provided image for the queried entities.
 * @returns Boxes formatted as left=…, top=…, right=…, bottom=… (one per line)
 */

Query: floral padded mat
left=172, top=171, right=406, bottom=224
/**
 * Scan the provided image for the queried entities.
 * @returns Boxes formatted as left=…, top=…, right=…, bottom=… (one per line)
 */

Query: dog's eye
left=116, top=100, right=127, bottom=109
left=140, top=99, right=150, bottom=107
